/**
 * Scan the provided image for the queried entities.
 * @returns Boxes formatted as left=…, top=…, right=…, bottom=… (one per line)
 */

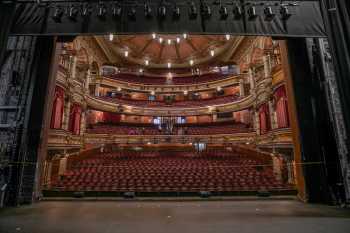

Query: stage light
left=139, top=68, right=143, bottom=73
left=112, top=4, right=122, bottom=20
left=145, top=59, right=149, bottom=66
left=81, top=4, right=91, bottom=19
left=247, top=6, right=258, bottom=20
left=201, top=4, right=211, bottom=19
left=167, top=62, right=172, bottom=68
left=176, top=37, right=181, bottom=43
left=219, top=6, right=228, bottom=20
left=124, top=51, right=129, bottom=57
left=167, top=39, right=171, bottom=45
left=183, top=33, right=188, bottom=39
left=280, top=6, right=292, bottom=20
left=159, top=37, right=163, bottom=43
left=144, top=3, right=152, bottom=18
left=68, top=5, right=78, bottom=21
left=189, top=59, right=194, bottom=66
left=109, top=33, right=114, bottom=41
left=189, top=2, right=198, bottom=19
left=152, top=33, right=156, bottom=39
left=173, top=4, right=181, bottom=20
left=97, top=4, right=107, bottom=20
left=233, top=5, right=243, bottom=19
left=225, top=34, right=231, bottom=40
left=128, top=7, right=136, bottom=20
left=264, top=6, right=275, bottom=21
left=52, top=6, right=63, bottom=23
left=210, top=50, right=215, bottom=57
left=158, top=5, right=166, bottom=19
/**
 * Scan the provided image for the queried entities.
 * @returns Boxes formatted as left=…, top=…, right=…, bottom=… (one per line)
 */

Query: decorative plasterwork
left=94, top=74, right=243, bottom=93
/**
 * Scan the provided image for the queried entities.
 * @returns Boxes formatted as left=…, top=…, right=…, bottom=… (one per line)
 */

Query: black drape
left=320, top=0, right=350, bottom=157
left=0, top=2, right=16, bottom=66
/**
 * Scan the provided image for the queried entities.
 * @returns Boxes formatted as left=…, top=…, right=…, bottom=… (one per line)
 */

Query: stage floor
left=0, top=199, right=349, bottom=233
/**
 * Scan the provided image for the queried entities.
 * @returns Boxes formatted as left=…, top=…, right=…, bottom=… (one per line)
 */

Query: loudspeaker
left=199, top=191, right=211, bottom=198
left=123, top=192, right=136, bottom=198
left=73, top=191, right=85, bottom=198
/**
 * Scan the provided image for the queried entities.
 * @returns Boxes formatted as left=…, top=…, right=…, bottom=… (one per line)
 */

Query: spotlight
left=144, top=3, right=152, bottom=18
left=233, top=5, right=243, bottom=19
left=183, top=33, right=188, bottom=39
left=124, top=51, right=129, bottom=57
left=97, top=4, right=107, bottom=20
left=112, top=4, right=122, bottom=20
left=145, top=59, right=149, bottom=66
left=225, top=34, right=231, bottom=40
left=167, top=39, right=171, bottom=45
left=52, top=6, right=63, bottom=23
left=159, top=37, right=163, bottom=43
left=247, top=6, right=258, bottom=20
left=158, top=5, right=166, bottom=19
left=189, top=59, right=194, bottom=66
left=176, top=37, right=181, bottom=43
left=167, top=62, right=172, bottom=68
left=264, top=6, right=275, bottom=21
left=68, top=5, right=78, bottom=21
left=173, top=4, right=181, bottom=20
left=210, top=50, right=215, bottom=57
left=219, top=6, right=228, bottom=20
left=189, top=2, right=198, bottom=20
left=152, top=33, right=156, bottom=39
left=139, top=68, right=143, bottom=73
left=109, top=33, right=114, bottom=41
left=280, top=6, right=292, bottom=20
left=128, top=7, right=136, bottom=20
left=201, top=4, right=211, bottom=19
left=81, top=4, right=92, bottom=19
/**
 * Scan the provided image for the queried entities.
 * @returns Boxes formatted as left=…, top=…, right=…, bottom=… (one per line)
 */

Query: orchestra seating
left=86, top=122, right=252, bottom=135
left=99, top=94, right=240, bottom=108
left=51, top=151, right=291, bottom=193
left=107, top=73, right=231, bottom=85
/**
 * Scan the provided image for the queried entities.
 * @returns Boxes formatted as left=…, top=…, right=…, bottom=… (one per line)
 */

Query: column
left=62, top=99, right=71, bottom=130
left=95, top=83, right=100, bottom=96
left=272, top=155, right=282, bottom=181
left=80, top=110, right=86, bottom=135
left=212, top=113, right=217, bottom=122
left=70, top=55, right=77, bottom=80
left=85, top=69, right=90, bottom=92
left=254, top=110, right=260, bottom=135
left=58, top=156, right=68, bottom=177
left=268, top=100, right=277, bottom=129
left=239, top=79, right=245, bottom=97
left=263, top=55, right=271, bottom=78
left=248, top=68, right=255, bottom=90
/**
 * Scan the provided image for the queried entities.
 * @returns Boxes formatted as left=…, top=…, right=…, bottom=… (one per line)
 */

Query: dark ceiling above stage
left=10, top=1, right=326, bottom=37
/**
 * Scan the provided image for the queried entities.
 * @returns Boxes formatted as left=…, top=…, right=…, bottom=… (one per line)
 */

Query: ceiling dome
left=98, top=34, right=237, bottom=68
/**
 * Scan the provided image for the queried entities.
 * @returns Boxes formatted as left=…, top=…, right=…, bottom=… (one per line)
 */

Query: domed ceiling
left=95, top=34, right=241, bottom=69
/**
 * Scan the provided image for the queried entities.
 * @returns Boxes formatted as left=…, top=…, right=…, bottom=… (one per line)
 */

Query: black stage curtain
left=10, top=1, right=326, bottom=37
left=320, top=0, right=350, bottom=153
left=0, top=2, right=16, bottom=65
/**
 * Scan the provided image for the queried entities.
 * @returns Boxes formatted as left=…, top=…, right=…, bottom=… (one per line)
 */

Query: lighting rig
left=48, top=1, right=296, bottom=24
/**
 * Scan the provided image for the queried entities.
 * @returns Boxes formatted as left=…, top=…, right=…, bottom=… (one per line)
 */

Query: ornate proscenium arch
left=9, top=0, right=326, bottom=37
